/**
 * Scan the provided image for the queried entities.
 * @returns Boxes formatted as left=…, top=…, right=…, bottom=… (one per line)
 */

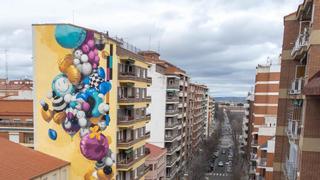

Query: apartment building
left=250, top=64, right=280, bottom=180
left=0, top=79, right=33, bottom=148
left=205, top=96, right=215, bottom=137
left=116, top=46, right=152, bottom=180
left=139, top=50, right=189, bottom=179
left=145, top=143, right=167, bottom=180
left=273, top=1, right=320, bottom=179
left=187, top=83, right=208, bottom=156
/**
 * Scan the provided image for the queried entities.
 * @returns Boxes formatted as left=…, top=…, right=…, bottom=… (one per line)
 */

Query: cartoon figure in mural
left=40, top=24, right=114, bottom=180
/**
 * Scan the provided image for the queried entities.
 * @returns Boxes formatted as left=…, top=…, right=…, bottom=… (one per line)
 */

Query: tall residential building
left=250, top=64, right=280, bottom=180
left=116, top=46, right=152, bottom=180
left=205, top=96, right=215, bottom=137
left=139, top=51, right=189, bottom=179
left=145, top=143, right=167, bottom=180
left=187, top=83, right=208, bottom=156
left=274, top=1, right=320, bottom=179
left=33, top=23, right=152, bottom=179
left=242, top=92, right=254, bottom=174
left=0, top=79, right=33, bottom=147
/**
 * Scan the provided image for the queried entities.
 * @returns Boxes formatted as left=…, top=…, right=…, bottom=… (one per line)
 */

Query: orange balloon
left=66, top=65, right=81, bottom=85
left=97, top=169, right=110, bottom=180
left=58, top=54, right=73, bottom=73
left=41, top=108, right=53, bottom=122
left=84, top=168, right=96, bottom=180
left=53, top=111, right=66, bottom=124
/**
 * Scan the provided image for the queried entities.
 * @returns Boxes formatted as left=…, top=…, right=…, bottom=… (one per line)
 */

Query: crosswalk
left=212, top=173, right=230, bottom=176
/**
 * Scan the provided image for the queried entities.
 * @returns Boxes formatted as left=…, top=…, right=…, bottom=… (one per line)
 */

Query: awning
left=303, top=71, right=320, bottom=95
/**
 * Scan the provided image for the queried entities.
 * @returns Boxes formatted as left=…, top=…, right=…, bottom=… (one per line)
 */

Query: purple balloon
left=94, top=49, right=98, bottom=55
left=82, top=102, right=90, bottom=111
left=94, top=55, right=100, bottom=64
left=88, top=50, right=95, bottom=60
left=80, top=133, right=109, bottom=161
left=82, top=44, right=90, bottom=53
left=87, top=40, right=95, bottom=49
left=93, top=63, right=98, bottom=69
left=84, top=31, right=94, bottom=43
left=62, top=118, right=80, bottom=137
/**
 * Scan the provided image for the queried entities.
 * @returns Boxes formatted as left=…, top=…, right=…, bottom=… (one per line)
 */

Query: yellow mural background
left=33, top=24, right=117, bottom=180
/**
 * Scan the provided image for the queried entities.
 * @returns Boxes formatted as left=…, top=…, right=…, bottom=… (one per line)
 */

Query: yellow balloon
left=66, top=65, right=81, bottom=85
left=84, top=168, right=96, bottom=180
left=58, top=54, right=73, bottom=73
left=53, top=111, right=66, bottom=124
left=41, top=108, right=53, bottom=122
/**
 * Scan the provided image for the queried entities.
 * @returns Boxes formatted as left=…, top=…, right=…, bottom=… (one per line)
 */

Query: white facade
left=146, top=64, right=167, bottom=148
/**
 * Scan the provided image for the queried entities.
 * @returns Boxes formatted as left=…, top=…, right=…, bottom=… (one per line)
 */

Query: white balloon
left=111, top=153, right=116, bottom=162
left=105, top=157, right=113, bottom=166
left=80, top=54, right=89, bottom=63
left=98, top=121, right=106, bottom=131
left=77, top=111, right=86, bottom=119
left=78, top=118, right=87, bottom=127
left=73, top=58, right=81, bottom=65
left=74, top=49, right=83, bottom=59
left=64, top=120, right=71, bottom=129
left=98, top=104, right=109, bottom=114
left=64, top=94, right=72, bottom=103
left=81, top=62, right=92, bottom=76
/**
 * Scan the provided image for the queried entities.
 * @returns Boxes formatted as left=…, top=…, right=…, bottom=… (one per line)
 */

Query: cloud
left=0, top=0, right=303, bottom=96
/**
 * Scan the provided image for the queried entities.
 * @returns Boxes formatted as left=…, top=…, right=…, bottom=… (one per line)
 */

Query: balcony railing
left=165, top=121, right=179, bottom=129
left=118, top=111, right=150, bottom=125
left=283, top=158, right=297, bottom=180
left=117, top=148, right=150, bottom=169
left=167, top=82, right=180, bottom=89
left=118, top=64, right=152, bottom=83
left=166, top=109, right=179, bottom=115
left=118, top=96, right=151, bottom=103
left=167, top=155, right=178, bottom=167
left=291, top=28, right=309, bottom=57
left=288, top=78, right=305, bottom=95
left=117, top=133, right=150, bottom=148
left=165, top=133, right=178, bottom=141
left=0, top=120, right=33, bottom=128
left=134, top=166, right=150, bottom=180
left=259, top=158, right=267, bottom=167
left=166, top=96, right=179, bottom=103
left=286, top=120, right=301, bottom=142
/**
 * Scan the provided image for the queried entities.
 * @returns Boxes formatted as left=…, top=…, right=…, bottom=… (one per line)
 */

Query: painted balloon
left=55, top=25, right=86, bottom=49
left=62, top=118, right=80, bottom=137
left=48, top=129, right=57, bottom=140
left=80, top=133, right=109, bottom=161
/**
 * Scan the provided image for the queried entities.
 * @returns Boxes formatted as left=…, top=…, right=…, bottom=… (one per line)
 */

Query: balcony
left=166, top=165, right=178, bottom=178
left=118, top=63, right=152, bottom=83
left=167, top=145, right=179, bottom=155
left=117, top=132, right=150, bottom=148
left=291, top=28, right=309, bottom=58
left=286, top=120, right=301, bottom=143
left=165, top=133, right=178, bottom=142
left=166, top=96, right=179, bottom=103
left=117, top=149, right=150, bottom=170
left=167, top=155, right=178, bottom=167
left=167, top=78, right=180, bottom=90
left=282, top=158, right=297, bottom=180
left=118, top=110, right=150, bottom=126
left=258, top=158, right=267, bottom=167
left=0, top=120, right=33, bottom=128
left=165, top=121, right=179, bottom=129
left=251, top=140, right=258, bottom=147
left=118, top=95, right=151, bottom=104
left=134, top=166, right=150, bottom=180
left=166, top=109, right=179, bottom=116
left=288, top=78, right=305, bottom=96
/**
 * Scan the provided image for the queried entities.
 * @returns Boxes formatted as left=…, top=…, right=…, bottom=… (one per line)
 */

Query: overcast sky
left=0, top=0, right=302, bottom=97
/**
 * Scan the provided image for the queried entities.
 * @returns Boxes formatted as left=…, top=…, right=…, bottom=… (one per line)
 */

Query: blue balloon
left=48, top=129, right=57, bottom=140
left=105, top=114, right=110, bottom=126
left=97, top=67, right=105, bottom=79
left=99, top=82, right=112, bottom=95
left=86, top=88, right=97, bottom=96
left=76, top=92, right=88, bottom=101
left=55, top=25, right=86, bottom=49
left=69, top=101, right=77, bottom=108
left=82, top=76, right=90, bottom=85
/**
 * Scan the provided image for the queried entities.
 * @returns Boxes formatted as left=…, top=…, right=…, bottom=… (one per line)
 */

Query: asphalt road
left=209, top=110, right=233, bottom=180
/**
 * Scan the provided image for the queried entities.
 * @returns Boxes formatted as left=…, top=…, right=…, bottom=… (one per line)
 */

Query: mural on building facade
left=39, top=24, right=115, bottom=179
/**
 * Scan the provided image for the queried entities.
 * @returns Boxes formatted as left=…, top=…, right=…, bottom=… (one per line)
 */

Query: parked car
left=218, top=161, right=224, bottom=167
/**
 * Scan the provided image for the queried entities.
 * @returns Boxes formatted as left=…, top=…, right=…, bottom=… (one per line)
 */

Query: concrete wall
left=146, top=64, right=166, bottom=148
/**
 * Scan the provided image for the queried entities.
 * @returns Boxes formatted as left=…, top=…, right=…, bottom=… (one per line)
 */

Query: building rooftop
left=0, top=138, right=69, bottom=179
left=145, top=143, right=166, bottom=160
left=0, top=100, right=33, bottom=117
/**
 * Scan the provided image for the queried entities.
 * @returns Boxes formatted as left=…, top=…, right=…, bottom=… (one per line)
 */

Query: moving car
left=218, top=161, right=224, bottom=167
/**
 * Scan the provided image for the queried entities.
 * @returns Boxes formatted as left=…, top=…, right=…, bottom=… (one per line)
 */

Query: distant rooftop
left=145, top=143, right=166, bottom=160
left=0, top=138, right=69, bottom=179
